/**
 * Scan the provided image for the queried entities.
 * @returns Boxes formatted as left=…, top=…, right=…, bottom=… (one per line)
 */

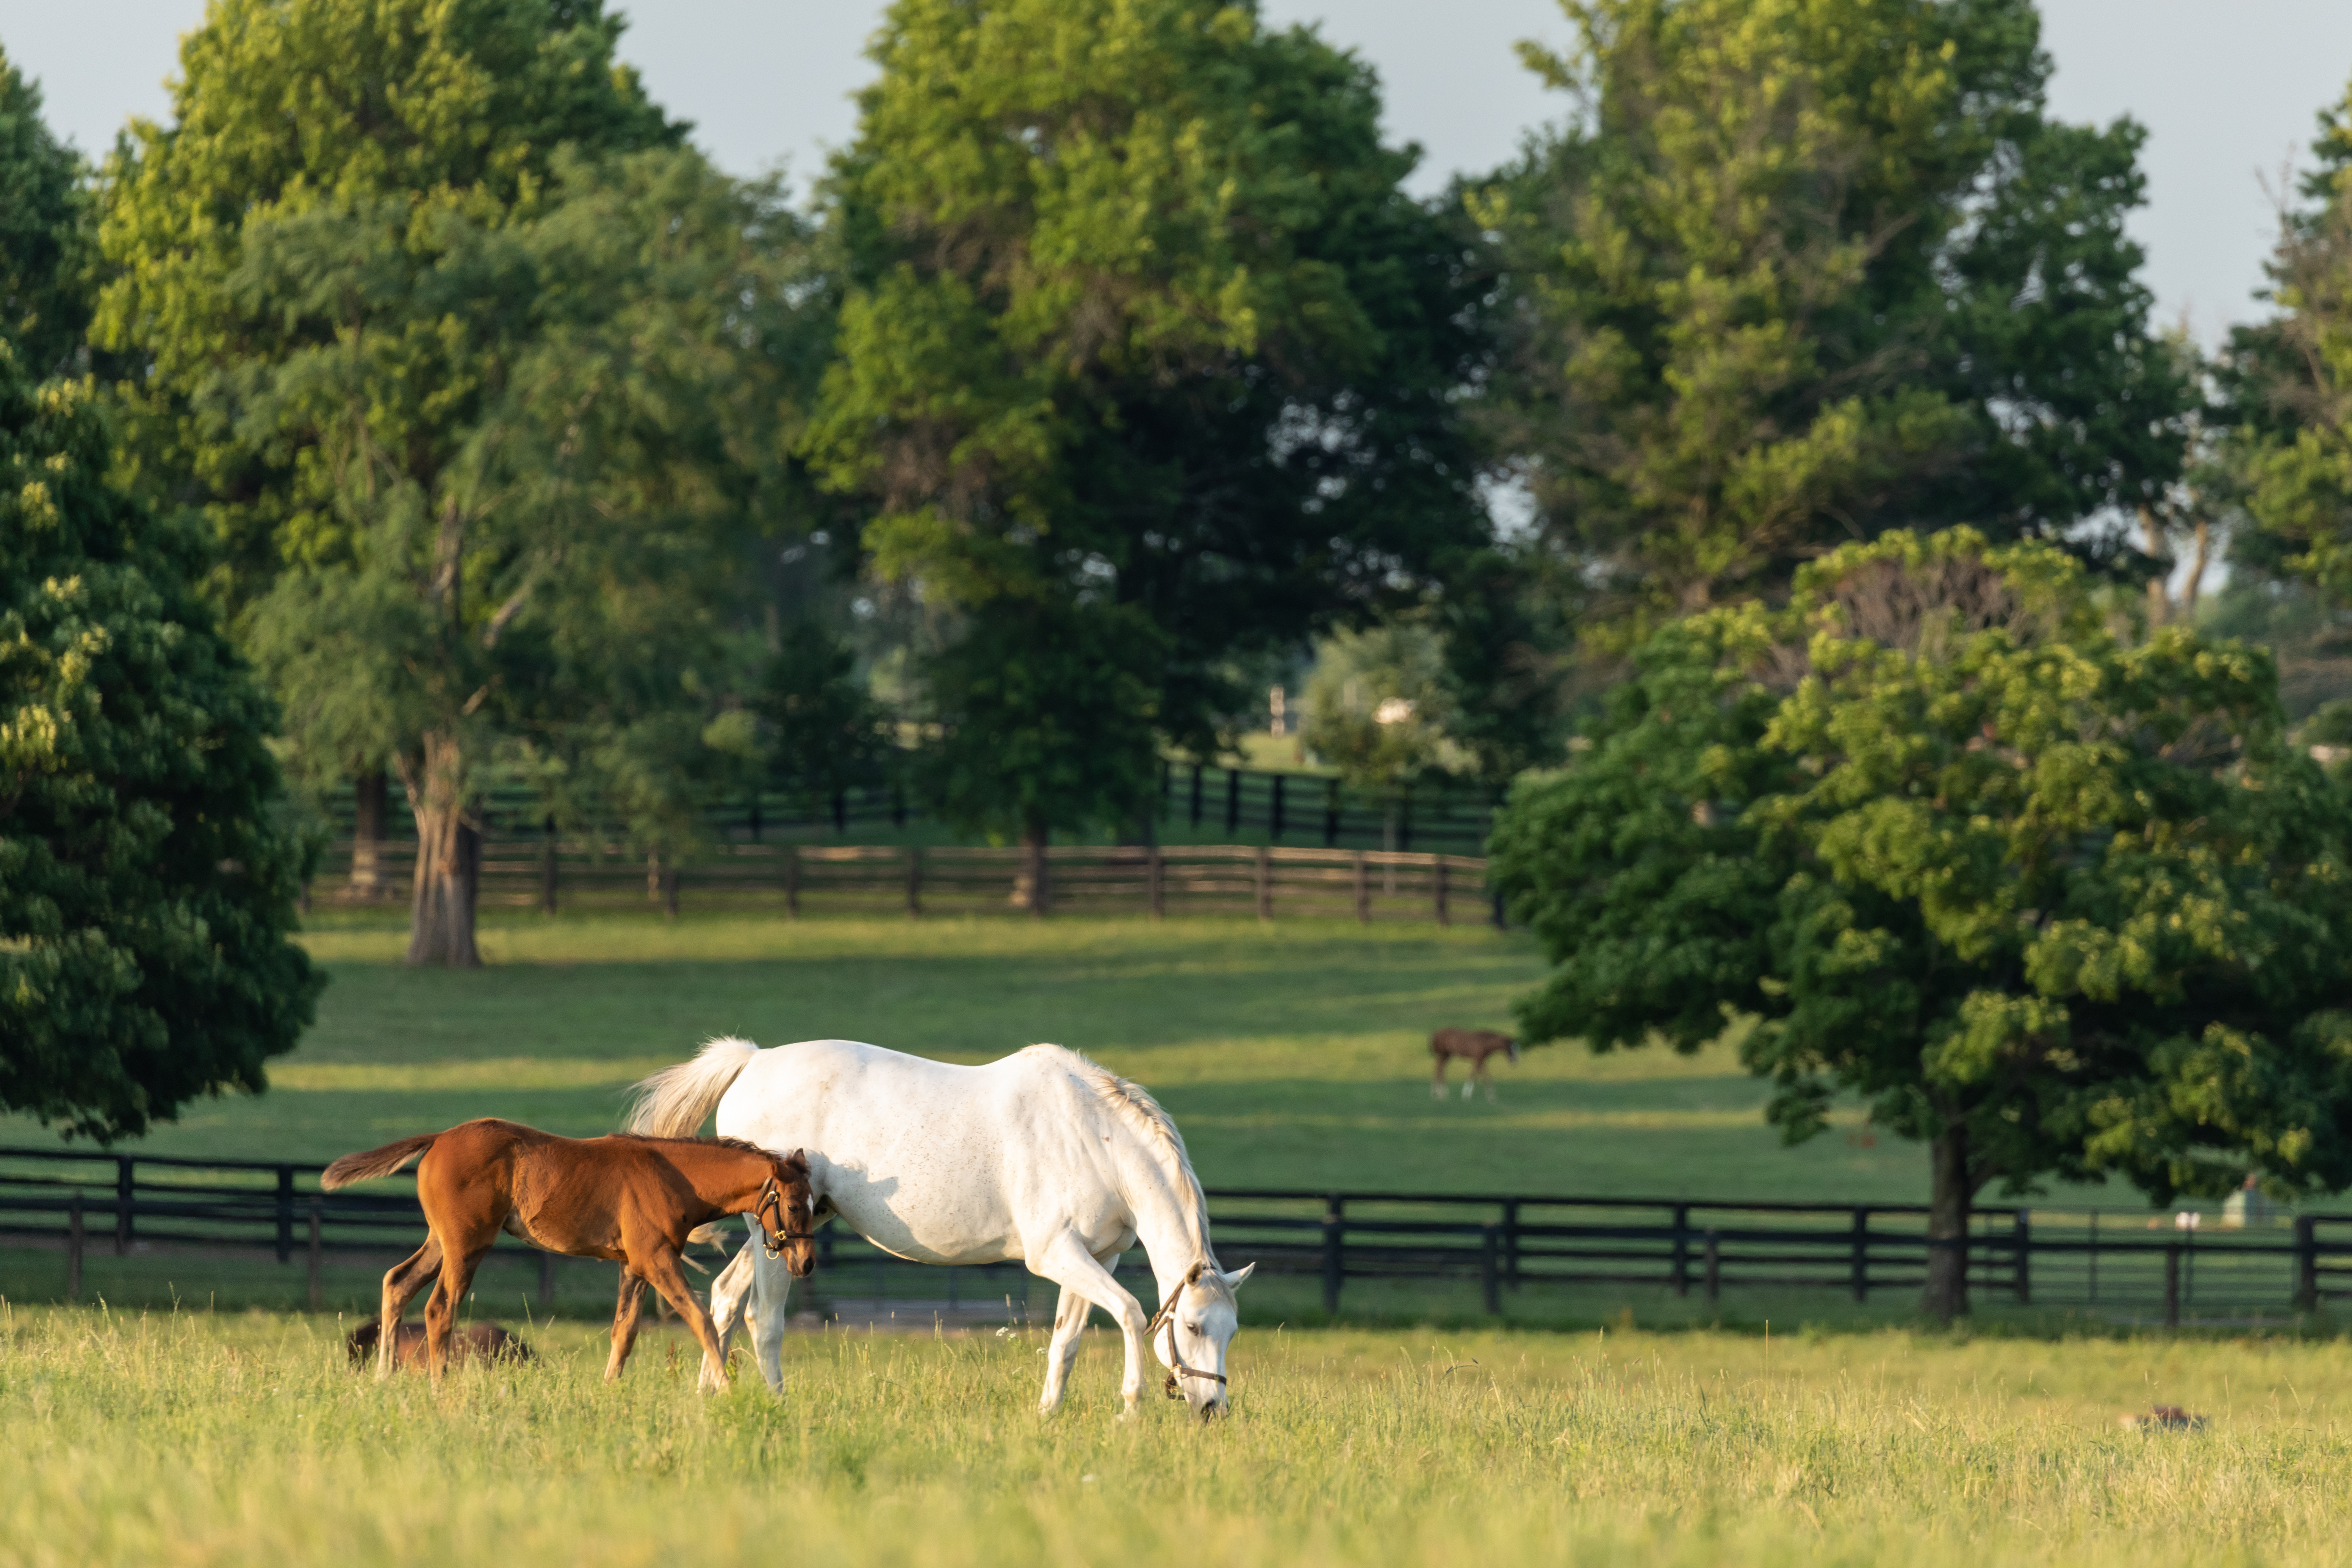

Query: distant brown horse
left=1431, top=1028, right=1518, bottom=1101
left=322, top=1119, right=815, bottom=1386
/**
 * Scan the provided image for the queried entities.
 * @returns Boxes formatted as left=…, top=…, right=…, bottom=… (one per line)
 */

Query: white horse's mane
left=1023, top=1044, right=1224, bottom=1280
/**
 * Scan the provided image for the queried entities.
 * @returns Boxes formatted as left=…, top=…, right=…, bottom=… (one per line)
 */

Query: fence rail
left=1, top=1149, right=2338, bottom=1324
left=313, top=840, right=1498, bottom=925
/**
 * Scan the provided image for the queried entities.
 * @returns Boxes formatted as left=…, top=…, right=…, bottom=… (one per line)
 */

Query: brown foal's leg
left=423, top=1244, right=491, bottom=1383
left=606, top=1269, right=649, bottom=1381
left=635, top=1243, right=731, bottom=1391
left=375, top=1236, right=443, bottom=1381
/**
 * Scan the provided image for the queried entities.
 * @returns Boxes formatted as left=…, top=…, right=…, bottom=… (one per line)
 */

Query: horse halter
left=1145, top=1265, right=1228, bottom=1401
left=753, top=1175, right=816, bottom=1261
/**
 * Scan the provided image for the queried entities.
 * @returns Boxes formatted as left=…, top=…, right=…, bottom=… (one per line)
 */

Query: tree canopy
left=1489, top=529, right=2352, bottom=1318
left=1476, top=0, right=2190, bottom=643
left=0, top=346, right=320, bottom=1140
left=804, top=0, right=1490, bottom=844
left=0, top=45, right=89, bottom=380
left=96, top=0, right=814, bottom=964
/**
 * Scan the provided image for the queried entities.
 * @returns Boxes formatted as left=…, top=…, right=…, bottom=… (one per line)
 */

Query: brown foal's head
left=753, top=1150, right=818, bottom=1278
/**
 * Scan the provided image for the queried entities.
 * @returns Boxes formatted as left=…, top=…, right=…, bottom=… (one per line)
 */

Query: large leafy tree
left=803, top=0, right=1489, bottom=848
left=95, top=0, right=809, bottom=964
left=1490, top=529, right=2352, bottom=1320
left=0, top=45, right=89, bottom=378
left=1477, top=0, right=2191, bottom=642
left=2226, top=75, right=2352, bottom=604
left=0, top=346, right=321, bottom=1140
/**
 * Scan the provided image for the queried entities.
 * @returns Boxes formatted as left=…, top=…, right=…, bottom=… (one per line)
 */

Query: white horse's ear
left=1221, top=1263, right=1256, bottom=1290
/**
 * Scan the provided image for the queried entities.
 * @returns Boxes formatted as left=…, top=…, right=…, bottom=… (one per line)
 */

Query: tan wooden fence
left=315, top=840, right=1496, bottom=925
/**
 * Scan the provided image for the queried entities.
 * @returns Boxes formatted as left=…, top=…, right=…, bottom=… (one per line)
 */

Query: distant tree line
left=3, top=0, right=2351, bottom=1265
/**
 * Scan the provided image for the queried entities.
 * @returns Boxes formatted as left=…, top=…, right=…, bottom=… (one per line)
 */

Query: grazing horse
left=321, top=1119, right=816, bottom=1385
left=629, top=1038, right=1254, bottom=1419
left=1431, top=1027, right=1518, bottom=1101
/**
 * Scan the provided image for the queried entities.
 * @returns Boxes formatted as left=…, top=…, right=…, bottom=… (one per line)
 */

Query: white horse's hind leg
left=747, top=1240, right=796, bottom=1394
left=1038, top=1285, right=1092, bottom=1415
left=1029, top=1231, right=1150, bottom=1418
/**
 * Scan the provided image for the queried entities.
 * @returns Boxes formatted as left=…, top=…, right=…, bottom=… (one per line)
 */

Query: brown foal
left=322, top=1118, right=816, bottom=1384
left=1430, top=1027, right=1519, bottom=1101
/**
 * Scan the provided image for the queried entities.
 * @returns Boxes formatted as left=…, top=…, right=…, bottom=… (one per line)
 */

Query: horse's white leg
left=1037, top=1285, right=1092, bottom=1415
left=702, top=1244, right=757, bottom=1394
left=747, top=1238, right=795, bottom=1396
left=1462, top=1075, right=1475, bottom=1100
left=1432, top=1056, right=1448, bottom=1101
left=1029, top=1231, right=1149, bottom=1419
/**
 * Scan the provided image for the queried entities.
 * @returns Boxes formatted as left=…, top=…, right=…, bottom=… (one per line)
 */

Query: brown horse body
left=1430, top=1028, right=1518, bottom=1101
left=321, top=1118, right=814, bottom=1384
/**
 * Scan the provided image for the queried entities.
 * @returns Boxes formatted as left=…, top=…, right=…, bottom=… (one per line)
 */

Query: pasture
left=0, top=911, right=1923, bottom=1198
left=5, top=1304, right=2350, bottom=1568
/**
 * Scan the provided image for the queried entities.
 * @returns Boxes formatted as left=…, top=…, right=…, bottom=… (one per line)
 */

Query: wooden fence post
left=1703, top=1228, right=1721, bottom=1307
left=540, top=815, right=559, bottom=915
left=1433, top=857, right=1449, bottom=927
left=1030, top=840, right=1051, bottom=918
left=66, top=1191, right=83, bottom=1303
left=784, top=844, right=800, bottom=919
left=2013, top=1210, right=2031, bottom=1306
left=1352, top=851, right=1369, bottom=924
left=1480, top=1223, right=1501, bottom=1316
left=1321, top=1196, right=1345, bottom=1316
left=1147, top=846, right=1164, bottom=921
left=308, top=1198, right=324, bottom=1312
left=2164, top=1242, right=2181, bottom=1329
left=1671, top=1204, right=1690, bottom=1296
left=1255, top=846, right=1272, bottom=921
left=1851, top=1207, right=1869, bottom=1302
left=906, top=847, right=923, bottom=919
left=1324, top=779, right=1340, bottom=847
left=1225, top=768, right=1241, bottom=835
left=116, top=1156, right=133, bottom=1255
left=2296, top=1215, right=2318, bottom=1312
left=1503, top=1199, right=1521, bottom=1290
left=1271, top=775, right=1286, bottom=841
left=275, top=1165, right=295, bottom=1264
left=1190, top=765, right=1204, bottom=826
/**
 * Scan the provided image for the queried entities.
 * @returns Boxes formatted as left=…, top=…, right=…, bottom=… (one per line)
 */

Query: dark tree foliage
left=1490, top=529, right=2352, bottom=1320
left=0, top=44, right=89, bottom=378
left=0, top=349, right=320, bottom=1141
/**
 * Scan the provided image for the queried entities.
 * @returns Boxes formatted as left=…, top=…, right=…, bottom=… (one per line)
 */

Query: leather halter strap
left=1145, top=1272, right=1228, bottom=1399
left=752, top=1176, right=816, bottom=1259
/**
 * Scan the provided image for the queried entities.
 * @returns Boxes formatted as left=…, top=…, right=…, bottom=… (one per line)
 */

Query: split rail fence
left=3, top=1149, right=2344, bottom=1325
left=313, top=841, right=1499, bottom=926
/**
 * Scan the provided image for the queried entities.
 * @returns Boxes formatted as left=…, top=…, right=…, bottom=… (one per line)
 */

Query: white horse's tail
left=628, top=1035, right=760, bottom=1138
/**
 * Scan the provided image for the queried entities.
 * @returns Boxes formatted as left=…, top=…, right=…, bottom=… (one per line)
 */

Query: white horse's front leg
left=1037, top=1285, right=1092, bottom=1415
left=701, top=1243, right=757, bottom=1393
left=746, top=1240, right=796, bottom=1395
left=1029, top=1232, right=1149, bottom=1419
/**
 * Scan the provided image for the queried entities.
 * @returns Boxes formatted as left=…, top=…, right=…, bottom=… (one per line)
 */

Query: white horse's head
left=1155, top=1260, right=1255, bottom=1420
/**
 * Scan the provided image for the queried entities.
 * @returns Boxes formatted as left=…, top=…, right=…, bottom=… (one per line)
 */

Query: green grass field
left=0, top=911, right=1926, bottom=1200
left=6, top=1304, right=2348, bottom=1568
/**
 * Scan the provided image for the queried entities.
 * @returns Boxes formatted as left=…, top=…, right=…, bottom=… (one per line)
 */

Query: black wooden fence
left=4, top=1149, right=2344, bottom=1325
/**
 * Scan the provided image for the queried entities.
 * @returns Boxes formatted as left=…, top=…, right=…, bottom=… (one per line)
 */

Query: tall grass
left=6, top=1304, right=2349, bottom=1566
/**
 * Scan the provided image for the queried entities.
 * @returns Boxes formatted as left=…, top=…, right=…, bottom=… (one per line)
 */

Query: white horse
left=627, top=1036, right=1253, bottom=1418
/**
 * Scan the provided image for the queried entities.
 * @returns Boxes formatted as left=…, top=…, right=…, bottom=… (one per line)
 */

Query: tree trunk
left=349, top=768, right=389, bottom=899
left=1012, top=817, right=1051, bottom=917
left=2140, top=504, right=2169, bottom=626
left=404, top=734, right=481, bottom=968
left=1922, top=1124, right=1973, bottom=1323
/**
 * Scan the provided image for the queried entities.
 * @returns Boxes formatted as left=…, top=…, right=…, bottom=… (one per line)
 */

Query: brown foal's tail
left=320, top=1134, right=437, bottom=1190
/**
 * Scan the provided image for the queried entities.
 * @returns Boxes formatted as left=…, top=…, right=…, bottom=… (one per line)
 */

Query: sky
left=5, top=2, right=2352, bottom=346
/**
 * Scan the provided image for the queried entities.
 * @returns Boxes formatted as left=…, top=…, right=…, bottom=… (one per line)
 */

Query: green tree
left=753, top=621, right=891, bottom=820
left=1489, top=529, right=2352, bottom=1320
left=0, top=44, right=90, bottom=377
left=2227, top=74, right=2352, bottom=604
left=1302, top=621, right=1457, bottom=847
left=1478, top=0, right=2190, bottom=641
left=97, top=0, right=810, bottom=964
left=803, top=0, right=1489, bottom=851
left=0, top=349, right=320, bottom=1141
